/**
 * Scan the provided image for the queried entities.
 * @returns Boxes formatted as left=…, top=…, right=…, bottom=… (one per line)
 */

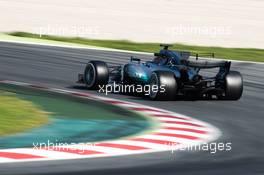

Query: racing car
left=77, top=44, right=243, bottom=100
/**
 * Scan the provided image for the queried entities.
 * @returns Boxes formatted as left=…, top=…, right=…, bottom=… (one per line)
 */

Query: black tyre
left=84, top=61, right=109, bottom=89
left=224, top=71, right=243, bottom=100
left=149, top=71, right=177, bottom=100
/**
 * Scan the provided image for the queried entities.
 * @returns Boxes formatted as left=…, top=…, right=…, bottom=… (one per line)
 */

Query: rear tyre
left=149, top=71, right=177, bottom=100
left=84, top=61, right=109, bottom=89
left=224, top=71, right=243, bottom=100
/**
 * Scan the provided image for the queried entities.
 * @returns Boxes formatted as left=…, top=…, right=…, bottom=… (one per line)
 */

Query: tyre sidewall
left=84, top=61, right=109, bottom=89
left=149, top=71, right=177, bottom=100
left=224, top=71, right=243, bottom=100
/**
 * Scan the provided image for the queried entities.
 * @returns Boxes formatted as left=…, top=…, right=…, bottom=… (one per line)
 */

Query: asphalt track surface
left=0, top=41, right=263, bottom=175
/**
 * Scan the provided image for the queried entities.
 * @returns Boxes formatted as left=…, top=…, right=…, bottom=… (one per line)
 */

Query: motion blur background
left=0, top=0, right=263, bottom=48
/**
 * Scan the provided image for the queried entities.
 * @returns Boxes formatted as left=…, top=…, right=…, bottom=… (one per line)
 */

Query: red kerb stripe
left=154, top=133, right=199, bottom=140
left=130, top=138, right=180, bottom=145
left=153, top=114, right=188, bottom=120
left=44, top=147, right=103, bottom=155
left=164, top=127, right=207, bottom=134
left=96, top=143, right=149, bottom=150
left=131, top=107, right=168, bottom=113
left=0, top=152, right=45, bottom=159
left=164, top=121, right=203, bottom=127
left=104, top=100, right=129, bottom=105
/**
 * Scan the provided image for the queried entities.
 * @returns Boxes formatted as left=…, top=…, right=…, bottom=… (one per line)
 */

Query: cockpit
left=153, top=50, right=189, bottom=66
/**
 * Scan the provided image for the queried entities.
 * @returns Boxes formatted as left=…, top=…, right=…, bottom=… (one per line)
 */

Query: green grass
left=9, top=32, right=264, bottom=62
left=0, top=92, right=49, bottom=136
left=0, top=84, right=148, bottom=121
left=0, top=85, right=151, bottom=148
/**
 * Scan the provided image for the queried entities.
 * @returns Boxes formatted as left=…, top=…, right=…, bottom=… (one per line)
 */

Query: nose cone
left=128, top=66, right=148, bottom=83
left=135, top=72, right=148, bottom=81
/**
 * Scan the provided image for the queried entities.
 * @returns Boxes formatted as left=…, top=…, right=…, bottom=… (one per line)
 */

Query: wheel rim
left=85, top=63, right=96, bottom=88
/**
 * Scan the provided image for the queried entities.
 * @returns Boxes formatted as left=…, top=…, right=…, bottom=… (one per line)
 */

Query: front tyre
left=149, top=71, right=177, bottom=100
left=224, top=71, right=243, bottom=100
left=84, top=61, right=109, bottom=89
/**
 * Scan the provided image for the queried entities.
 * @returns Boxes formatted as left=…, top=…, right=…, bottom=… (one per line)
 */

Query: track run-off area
left=0, top=80, right=220, bottom=163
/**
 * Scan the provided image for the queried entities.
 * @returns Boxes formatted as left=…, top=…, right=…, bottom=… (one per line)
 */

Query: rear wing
left=192, top=52, right=215, bottom=60
left=158, top=44, right=215, bottom=60
left=186, top=60, right=231, bottom=77
left=186, top=60, right=231, bottom=69
left=171, top=51, right=215, bottom=60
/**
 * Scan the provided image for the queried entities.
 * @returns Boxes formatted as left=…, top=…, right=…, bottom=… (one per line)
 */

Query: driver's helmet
left=153, top=55, right=168, bottom=65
